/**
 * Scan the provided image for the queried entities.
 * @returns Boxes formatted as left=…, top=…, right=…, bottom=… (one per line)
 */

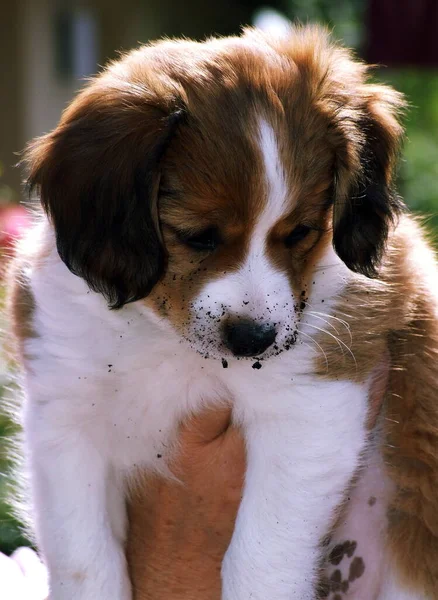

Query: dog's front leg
left=25, top=404, right=130, bottom=600
left=222, top=379, right=369, bottom=600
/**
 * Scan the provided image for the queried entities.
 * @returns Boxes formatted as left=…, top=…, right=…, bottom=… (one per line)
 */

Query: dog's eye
left=284, top=225, right=312, bottom=248
left=182, top=227, right=221, bottom=252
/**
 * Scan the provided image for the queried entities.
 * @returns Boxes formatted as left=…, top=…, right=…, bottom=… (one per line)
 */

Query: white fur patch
left=258, top=118, right=290, bottom=219
left=378, top=580, right=430, bottom=600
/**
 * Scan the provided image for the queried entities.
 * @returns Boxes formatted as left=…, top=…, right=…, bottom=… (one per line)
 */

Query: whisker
left=306, top=310, right=353, bottom=345
left=303, top=322, right=346, bottom=356
left=306, top=309, right=351, bottom=331
left=306, top=312, right=341, bottom=336
left=305, top=302, right=356, bottom=323
left=296, top=329, right=329, bottom=372
left=301, top=322, right=357, bottom=370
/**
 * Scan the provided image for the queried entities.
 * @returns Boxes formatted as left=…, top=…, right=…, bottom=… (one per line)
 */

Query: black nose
left=222, top=319, right=277, bottom=357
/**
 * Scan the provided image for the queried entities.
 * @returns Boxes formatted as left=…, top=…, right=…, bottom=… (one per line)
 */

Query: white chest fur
left=19, top=236, right=370, bottom=600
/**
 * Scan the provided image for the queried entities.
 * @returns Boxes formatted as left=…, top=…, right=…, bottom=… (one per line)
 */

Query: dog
left=8, top=25, right=438, bottom=599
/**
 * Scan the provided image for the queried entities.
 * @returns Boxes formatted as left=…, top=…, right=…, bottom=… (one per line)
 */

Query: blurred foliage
left=383, top=71, right=438, bottom=237
left=0, top=274, right=30, bottom=554
left=287, top=0, right=366, bottom=48
left=0, top=406, right=30, bottom=555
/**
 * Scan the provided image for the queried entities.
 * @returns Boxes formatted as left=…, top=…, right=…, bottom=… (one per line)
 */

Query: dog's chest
left=27, top=258, right=370, bottom=476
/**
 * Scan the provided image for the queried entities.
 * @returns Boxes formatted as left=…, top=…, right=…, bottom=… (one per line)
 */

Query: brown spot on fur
left=345, top=540, right=357, bottom=558
left=329, top=540, right=357, bottom=565
left=368, top=496, right=377, bottom=506
left=330, top=569, right=342, bottom=592
left=348, top=556, right=365, bottom=582
left=329, top=544, right=345, bottom=566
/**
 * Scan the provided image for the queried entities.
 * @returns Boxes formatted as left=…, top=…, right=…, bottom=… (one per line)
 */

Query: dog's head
left=26, top=26, right=405, bottom=362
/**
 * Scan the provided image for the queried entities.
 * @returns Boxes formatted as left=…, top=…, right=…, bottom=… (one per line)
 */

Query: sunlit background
left=1, top=0, right=437, bottom=554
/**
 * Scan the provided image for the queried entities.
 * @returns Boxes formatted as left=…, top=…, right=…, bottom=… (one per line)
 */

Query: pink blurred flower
left=0, top=205, right=32, bottom=251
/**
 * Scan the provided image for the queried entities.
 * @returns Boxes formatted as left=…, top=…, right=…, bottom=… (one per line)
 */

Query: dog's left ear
left=332, top=84, right=405, bottom=277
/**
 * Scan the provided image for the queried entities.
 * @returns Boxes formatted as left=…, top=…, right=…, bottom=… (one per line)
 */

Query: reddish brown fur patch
left=348, top=556, right=365, bottom=582
left=383, top=260, right=438, bottom=593
left=6, top=254, right=38, bottom=362
left=314, top=217, right=438, bottom=594
left=6, top=221, right=53, bottom=361
left=8, top=261, right=35, bottom=339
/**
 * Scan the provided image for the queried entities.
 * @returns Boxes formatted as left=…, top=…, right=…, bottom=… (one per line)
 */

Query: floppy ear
left=332, top=84, right=405, bottom=277
left=25, top=78, right=184, bottom=309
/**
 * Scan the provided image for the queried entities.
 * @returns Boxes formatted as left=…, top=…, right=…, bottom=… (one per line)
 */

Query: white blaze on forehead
left=243, top=118, right=290, bottom=264
left=257, top=118, right=290, bottom=232
left=218, top=117, right=293, bottom=319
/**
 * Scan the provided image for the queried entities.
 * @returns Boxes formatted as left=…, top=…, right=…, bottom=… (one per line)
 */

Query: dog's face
left=148, top=116, right=334, bottom=361
left=26, top=27, right=404, bottom=362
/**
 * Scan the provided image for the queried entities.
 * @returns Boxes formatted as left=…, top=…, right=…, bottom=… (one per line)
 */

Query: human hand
left=126, top=406, right=246, bottom=600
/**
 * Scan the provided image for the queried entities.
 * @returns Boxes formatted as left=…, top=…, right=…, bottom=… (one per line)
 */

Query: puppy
left=8, top=25, right=438, bottom=599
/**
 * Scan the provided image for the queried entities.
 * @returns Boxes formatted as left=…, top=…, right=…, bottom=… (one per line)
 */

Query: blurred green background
left=1, top=0, right=437, bottom=554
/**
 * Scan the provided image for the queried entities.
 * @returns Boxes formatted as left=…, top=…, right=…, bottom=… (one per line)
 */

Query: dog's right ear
left=25, top=77, right=184, bottom=309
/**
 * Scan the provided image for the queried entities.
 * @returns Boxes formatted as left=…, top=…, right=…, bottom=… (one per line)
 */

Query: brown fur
left=4, top=226, right=53, bottom=362
left=7, top=259, right=36, bottom=360
left=383, top=229, right=438, bottom=595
